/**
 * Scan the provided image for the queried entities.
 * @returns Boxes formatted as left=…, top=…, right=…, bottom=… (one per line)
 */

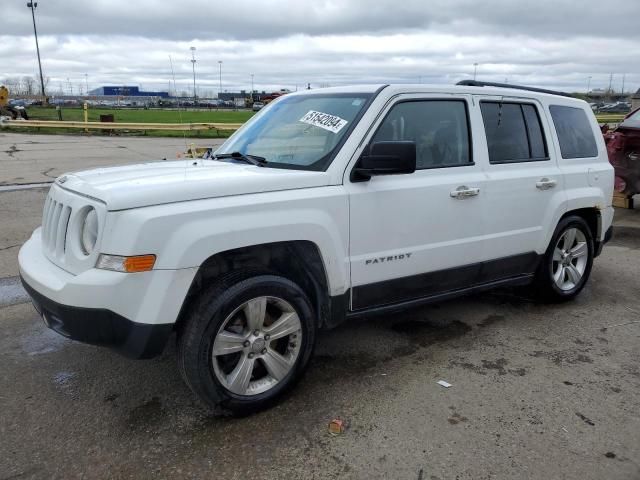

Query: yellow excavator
left=0, top=85, right=29, bottom=120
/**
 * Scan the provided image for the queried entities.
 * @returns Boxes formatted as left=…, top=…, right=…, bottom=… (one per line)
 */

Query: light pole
left=218, top=61, right=223, bottom=98
left=473, top=63, right=479, bottom=81
left=586, top=76, right=592, bottom=95
left=251, top=73, right=254, bottom=97
left=27, top=1, right=46, bottom=101
left=190, top=46, right=197, bottom=104
left=85, top=73, right=89, bottom=96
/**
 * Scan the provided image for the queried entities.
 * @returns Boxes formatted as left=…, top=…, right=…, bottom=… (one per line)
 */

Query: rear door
left=346, top=94, right=487, bottom=310
left=475, top=96, right=566, bottom=278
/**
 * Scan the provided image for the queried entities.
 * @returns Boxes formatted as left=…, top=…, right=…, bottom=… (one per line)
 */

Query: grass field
left=6, top=106, right=255, bottom=138
left=27, top=106, right=255, bottom=124
left=2, top=106, right=627, bottom=138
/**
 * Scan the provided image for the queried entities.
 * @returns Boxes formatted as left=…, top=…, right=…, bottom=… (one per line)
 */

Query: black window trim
left=361, top=97, right=475, bottom=173
left=480, top=100, right=550, bottom=165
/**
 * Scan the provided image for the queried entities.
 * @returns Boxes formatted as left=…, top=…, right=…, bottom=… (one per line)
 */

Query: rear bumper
left=21, top=277, right=172, bottom=359
left=595, top=225, right=614, bottom=257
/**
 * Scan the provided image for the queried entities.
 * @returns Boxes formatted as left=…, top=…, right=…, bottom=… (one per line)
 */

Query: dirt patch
left=608, top=226, right=640, bottom=250
left=391, top=319, right=472, bottom=348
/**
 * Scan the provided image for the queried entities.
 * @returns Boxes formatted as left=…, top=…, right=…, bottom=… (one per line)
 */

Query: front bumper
left=18, top=228, right=197, bottom=359
left=21, top=278, right=172, bottom=359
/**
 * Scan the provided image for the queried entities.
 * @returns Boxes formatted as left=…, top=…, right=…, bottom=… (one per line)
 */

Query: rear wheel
left=533, top=216, right=594, bottom=302
left=177, top=273, right=316, bottom=415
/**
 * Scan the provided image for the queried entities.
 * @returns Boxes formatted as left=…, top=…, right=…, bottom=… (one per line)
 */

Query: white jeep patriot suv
left=19, top=81, right=614, bottom=414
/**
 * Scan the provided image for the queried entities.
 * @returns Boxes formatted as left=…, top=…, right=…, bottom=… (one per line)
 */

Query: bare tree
left=2, top=77, right=21, bottom=94
left=23, top=76, right=36, bottom=95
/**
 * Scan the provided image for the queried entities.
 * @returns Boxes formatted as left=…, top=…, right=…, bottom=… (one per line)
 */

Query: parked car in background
left=599, top=102, right=631, bottom=114
left=252, top=101, right=265, bottom=111
left=604, top=107, right=640, bottom=195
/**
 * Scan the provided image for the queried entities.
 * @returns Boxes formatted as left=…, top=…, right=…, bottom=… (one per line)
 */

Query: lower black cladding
left=352, top=252, right=541, bottom=310
left=21, top=277, right=173, bottom=359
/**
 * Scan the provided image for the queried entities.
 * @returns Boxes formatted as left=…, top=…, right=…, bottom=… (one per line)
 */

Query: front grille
left=41, top=194, right=72, bottom=259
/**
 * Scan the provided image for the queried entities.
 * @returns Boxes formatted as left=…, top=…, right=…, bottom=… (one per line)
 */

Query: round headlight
left=80, top=208, right=98, bottom=255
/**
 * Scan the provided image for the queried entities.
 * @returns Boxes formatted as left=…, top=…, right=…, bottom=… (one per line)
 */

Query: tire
left=177, top=272, right=316, bottom=415
left=533, top=215, right=594, bottom=302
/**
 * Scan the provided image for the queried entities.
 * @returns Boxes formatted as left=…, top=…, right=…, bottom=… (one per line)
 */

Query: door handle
left=450, top=186, right=480, bottom=199
left=536, top=178, right=557, bottom=190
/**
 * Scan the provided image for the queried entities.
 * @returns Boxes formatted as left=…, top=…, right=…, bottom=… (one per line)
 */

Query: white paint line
left=0, top=182, right=53, bottom=192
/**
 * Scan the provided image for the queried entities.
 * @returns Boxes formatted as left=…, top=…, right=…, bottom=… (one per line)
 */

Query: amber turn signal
left=123, top=255, right=156, bottom=272
left=96, top=254, right=156, bottom=273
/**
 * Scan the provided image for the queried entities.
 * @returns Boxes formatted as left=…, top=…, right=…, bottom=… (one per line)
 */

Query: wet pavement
left=0, top=132, right=224, bottom=185
left=0, top=135, right=639, bottom=479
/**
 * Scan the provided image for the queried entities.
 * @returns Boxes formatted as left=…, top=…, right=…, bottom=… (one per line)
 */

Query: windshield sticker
left=299, top=110, right=348, bottom=134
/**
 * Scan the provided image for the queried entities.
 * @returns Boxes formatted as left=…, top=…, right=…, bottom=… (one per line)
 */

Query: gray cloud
left=2, top=0, right=639, bottom=94
left=5, top=0, right=640, bottom=40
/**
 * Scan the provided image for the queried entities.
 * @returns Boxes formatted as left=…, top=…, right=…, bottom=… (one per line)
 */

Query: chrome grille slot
left=48, top=202, right=62, bottom=251
left=40, top=185, right=103, bottom=274
left=41, top=196, right=51, bottom=240
left=56, top=206, right=72, bottom=256
left=41, top=192, right=73, bottom=260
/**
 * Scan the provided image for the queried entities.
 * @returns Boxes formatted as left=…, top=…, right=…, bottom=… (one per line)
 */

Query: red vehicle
left=604, top=108, right=640, bottom=195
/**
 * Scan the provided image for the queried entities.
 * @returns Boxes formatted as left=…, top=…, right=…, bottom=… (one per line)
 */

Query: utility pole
left=621, top=73, right=626, bottom=95
left=251, top=74, right=254, bottom=96
left=218, top=61, right=223, bottom=97
left=587, top=76, right=592, bottom=95
left=473, top=63, right=478, bottom=81
left=608, top=73, right=613, bottom=93
left=27, top=1, right=46, bottom=102
left=190, top=46, right=197, bottom=104
left=85, top=73, right=89, bottom=96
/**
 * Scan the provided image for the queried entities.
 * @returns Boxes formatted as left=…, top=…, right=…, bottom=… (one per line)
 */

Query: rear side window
left=480, top=102, right=548, bottom=164
left=549, top=105, right=598, bottom=159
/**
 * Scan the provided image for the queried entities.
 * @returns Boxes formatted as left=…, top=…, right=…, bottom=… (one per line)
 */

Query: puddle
left=0, top=276, right=30, bottom=307
left=608, top=226, right=640, bottom=250
left=21, top=323, right=69, bottom=356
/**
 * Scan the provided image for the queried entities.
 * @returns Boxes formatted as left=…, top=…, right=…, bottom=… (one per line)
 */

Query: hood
left=57, top=159, right=330, bottom=210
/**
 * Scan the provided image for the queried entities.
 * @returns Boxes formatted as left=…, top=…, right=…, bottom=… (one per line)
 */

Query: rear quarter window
left=549, top=105, right=598, bottom=159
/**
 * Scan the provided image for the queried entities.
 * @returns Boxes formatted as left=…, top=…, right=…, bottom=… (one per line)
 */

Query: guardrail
left=0, top=119, right=243, bottom=131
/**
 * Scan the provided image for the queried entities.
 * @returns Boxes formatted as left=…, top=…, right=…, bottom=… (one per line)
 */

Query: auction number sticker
left=299, top=110, right=348, bottom=133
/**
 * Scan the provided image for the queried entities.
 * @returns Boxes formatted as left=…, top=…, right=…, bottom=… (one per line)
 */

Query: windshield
left=216, top=93, right=372, bottom=171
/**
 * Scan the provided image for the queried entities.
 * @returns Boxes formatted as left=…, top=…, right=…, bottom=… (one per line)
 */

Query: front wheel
left=533, top=216, right=594, bottom=302
left=177, top=274, right=316, bottom=415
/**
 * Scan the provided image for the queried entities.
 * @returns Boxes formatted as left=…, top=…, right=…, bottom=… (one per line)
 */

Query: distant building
left=218, top=90, right=250, bottom=102
left=89, top=86, right=169, bottom=98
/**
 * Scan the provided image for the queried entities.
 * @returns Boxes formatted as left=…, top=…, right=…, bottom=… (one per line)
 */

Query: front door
left=346, top=95, right=487, bottom=310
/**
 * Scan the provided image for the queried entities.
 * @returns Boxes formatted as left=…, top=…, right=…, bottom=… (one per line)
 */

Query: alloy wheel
left=551, top=227, right=589, bottom=291
left=211, top=296, right=302, bottom=396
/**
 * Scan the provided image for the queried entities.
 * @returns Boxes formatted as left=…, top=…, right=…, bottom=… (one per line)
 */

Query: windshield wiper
left=214, top=151, right=268, bottom=167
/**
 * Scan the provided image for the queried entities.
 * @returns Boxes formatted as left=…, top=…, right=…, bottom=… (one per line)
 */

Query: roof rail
left=456, top=80, right=574, bottom=98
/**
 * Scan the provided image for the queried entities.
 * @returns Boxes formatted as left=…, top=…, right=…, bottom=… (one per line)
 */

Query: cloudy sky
left=2, top=0, right=639, bottom=96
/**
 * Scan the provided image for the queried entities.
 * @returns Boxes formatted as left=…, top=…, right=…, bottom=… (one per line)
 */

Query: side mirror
left=352, top=141, right=416, bottom=182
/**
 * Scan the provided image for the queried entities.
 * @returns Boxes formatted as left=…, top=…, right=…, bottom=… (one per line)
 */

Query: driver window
left=371, top=100, right=472, bottom=169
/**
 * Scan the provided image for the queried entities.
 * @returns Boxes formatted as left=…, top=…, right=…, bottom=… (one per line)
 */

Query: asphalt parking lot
left=1, top=132, right=639, bottom=480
